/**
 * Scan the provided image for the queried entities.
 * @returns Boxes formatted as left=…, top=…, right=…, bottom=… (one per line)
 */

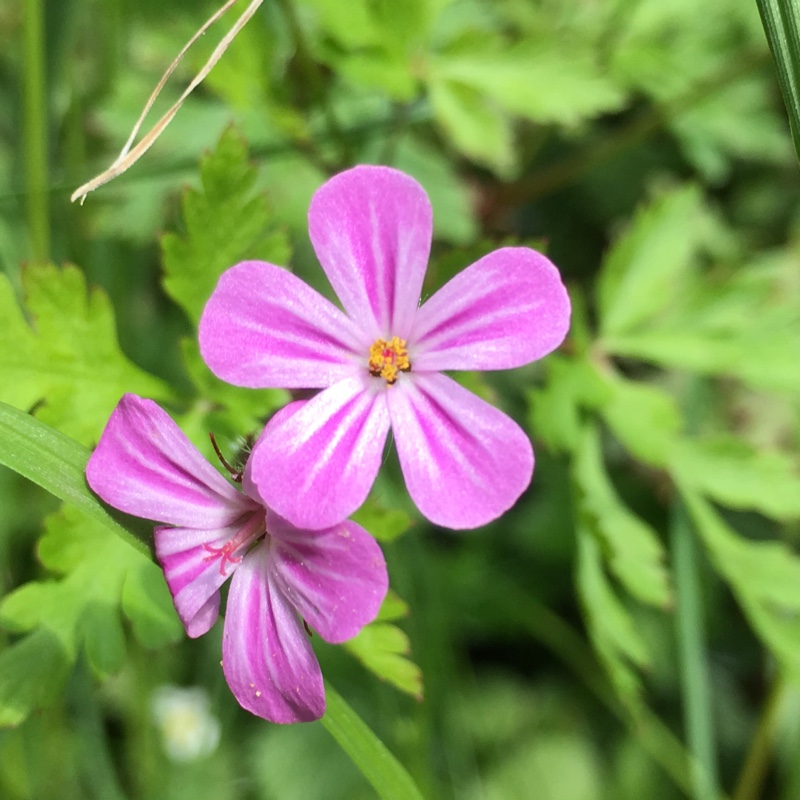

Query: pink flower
left=86, top=394, right=388, bottom=723
left=199, top=166, right=570, bottom=531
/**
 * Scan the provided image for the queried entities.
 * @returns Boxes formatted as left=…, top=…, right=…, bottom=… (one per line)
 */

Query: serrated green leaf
left=428, top=77, right=515, bottom=175
left=0, top=401, right=151, bottom=556
left=431, top=42, right=625, bottom=126
left=756, top=0, right=800, bottom=163
left=681, top=487, right=800, bottom=676
left=576, top=529, right=649, bottom=711
left=345, top=623, right=423, bottom=699
left=574, top=425, right=671, bottom=608
left=672, top=436, right=800, bottom=521
left=598, top=185, right=703, bottom=337
left=602, top=241, right=800, bottom=391
left=528, top=355, right=610, bottom=454
left=0, top=505, right=181, bottom=714
left=0, top=265, right=172, bottom=445
left=601, top=375, right=683, bottom=468
left=0, top=629, right=72, bottom=728
left=161, top=127, right=291, bottom=325
left=344, top=591, right=422, bottom=698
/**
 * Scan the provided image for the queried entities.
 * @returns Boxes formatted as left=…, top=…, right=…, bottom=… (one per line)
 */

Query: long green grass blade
left=0, top=401, right=152, bottom=556
left=321, top=683, right=425, bottom=800
left=756, top=0, right=800, bottom=161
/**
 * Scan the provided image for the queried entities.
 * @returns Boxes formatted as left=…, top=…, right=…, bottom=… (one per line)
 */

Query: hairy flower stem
left=24, top=0, right=50, bottom=262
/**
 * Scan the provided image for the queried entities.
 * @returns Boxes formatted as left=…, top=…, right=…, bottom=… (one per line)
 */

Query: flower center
left=202, top=512, right=265, bottom=576
left=368, top=336, right=411, bottom=385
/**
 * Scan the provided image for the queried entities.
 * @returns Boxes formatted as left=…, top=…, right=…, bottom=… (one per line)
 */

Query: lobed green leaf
left=0, top=265, right=172, bottom=445
left=574, top=424, right=671, bottom=608
left=597, top=185, right=703, bottom=338
left=161, top=126, right=292, bottom=326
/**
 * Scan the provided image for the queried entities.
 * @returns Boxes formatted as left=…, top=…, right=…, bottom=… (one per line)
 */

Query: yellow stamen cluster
left=368, top=336, right=411, bottom=385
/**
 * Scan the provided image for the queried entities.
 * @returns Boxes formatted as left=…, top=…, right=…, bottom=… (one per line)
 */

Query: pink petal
left=154, top=511, right=264, bottom=637
left=308, top=166, right=432, bottom=340
left=410, top=247, right=571, bottom=372
left=199, top=261, right=365, bottom=389
left=251, top=377, right=391, bottom=530
left=86, top=394, right=252, bottom=528
left=387, top=373, right=534, bottom=529
left=222, top=545, right=325, bottom=723
left=268, top=513, right=388, bottom=643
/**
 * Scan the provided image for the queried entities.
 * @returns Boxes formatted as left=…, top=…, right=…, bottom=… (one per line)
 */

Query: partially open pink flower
left=86, top=394, right=387, bottom=723
left=199, top=165, right=570, bottom=531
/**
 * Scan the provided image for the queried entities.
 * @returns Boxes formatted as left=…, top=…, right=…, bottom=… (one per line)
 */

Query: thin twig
left=71, top=0, right=264, bottom=203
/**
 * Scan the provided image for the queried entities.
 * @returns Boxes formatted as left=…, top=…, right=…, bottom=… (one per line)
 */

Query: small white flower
left=151, top=685, right=221, bottom=762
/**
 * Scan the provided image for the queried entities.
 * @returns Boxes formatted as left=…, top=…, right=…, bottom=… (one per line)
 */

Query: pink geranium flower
left=86, top=394, right=388, bottom=723
left=199, top=166, right=570, bottom=531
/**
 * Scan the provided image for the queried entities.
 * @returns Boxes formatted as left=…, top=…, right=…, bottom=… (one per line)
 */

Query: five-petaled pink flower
left=199, top=165, right=570, bottom=531
left=86, top=394, right=388, bottom=723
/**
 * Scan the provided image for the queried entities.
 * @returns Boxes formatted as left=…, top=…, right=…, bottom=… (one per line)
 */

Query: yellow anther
left=368, top=336, right=411, bottom=385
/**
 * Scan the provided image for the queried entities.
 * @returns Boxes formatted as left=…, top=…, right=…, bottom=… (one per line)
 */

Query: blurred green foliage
left=2, top=0, right=800, bottom=798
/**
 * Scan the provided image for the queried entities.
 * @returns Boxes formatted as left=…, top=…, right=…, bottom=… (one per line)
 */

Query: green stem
left=732, top=676, right=785, bottom=800
left=321, top=682, right=425, bottom=800
left=23, top=0, right=50, bottom=262
left=671, top=500, right=720, bottom=800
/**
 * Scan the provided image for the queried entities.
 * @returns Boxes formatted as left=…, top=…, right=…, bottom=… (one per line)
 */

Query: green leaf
left=681, top=487, right=800, bottom=677
left=305, top=0, right=381, bottom=47
left=574, top=425, right=671, bottom=608
left=394, top=135, right=478, bottom=245
left=600, top=375, right=683, bottom=468
left=178, top=338, right=288, bottom=456
left=528, top=355, right=610, bottom=454
left=575, top=529, right=650, bottom=711
left=351, top=497, right=414, bottom=543
left=671, top=436, right=800, bottom=521
left=345, top=623, right=423, bottom=700
left=320, top=682, right=425, bottom=800
left=344, top=592, right=422, bottom=699
left=431, top=41, right=625, bottom=126
left=0, top=505, right=181, bottom=684
left=756, top=0, right=800, bottom=163
left=597, top=185, right=704, bottom=337
left=0, top=629, right=72, bottom=728
left=602, top=250, right=800, bottom=392
left=0, top=264, right=172, bottom=444
left=428, top=76, right=515, bottom=175
left=0, top=401, right=151, bottom=556
left=161, top=126, right=292, bottom=325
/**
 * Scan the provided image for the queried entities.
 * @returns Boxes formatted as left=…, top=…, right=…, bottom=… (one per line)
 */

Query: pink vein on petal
left=252, top=377, right=391, bottom=530
left=411, top=248, right=571, bottom=372
left=199, top=260, right=365, bottom=389
left=308, top=166, right=432, bottom=340
left=387, top=373, right=534, bottom=529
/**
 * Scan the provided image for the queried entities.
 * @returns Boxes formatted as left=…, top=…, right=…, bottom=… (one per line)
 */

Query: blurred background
left=2, top=0, right=800, bottom=798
